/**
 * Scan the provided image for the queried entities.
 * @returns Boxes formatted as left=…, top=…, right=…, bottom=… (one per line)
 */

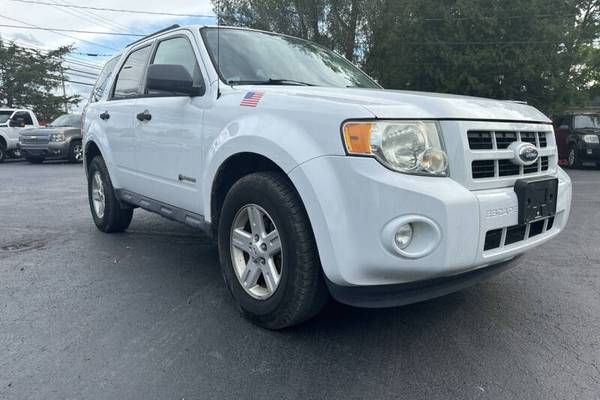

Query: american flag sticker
left=240, top=91, right=264, bottom=107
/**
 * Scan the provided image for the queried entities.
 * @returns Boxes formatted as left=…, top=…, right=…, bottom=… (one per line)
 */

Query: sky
left=0, top=0, right=217, bottom=111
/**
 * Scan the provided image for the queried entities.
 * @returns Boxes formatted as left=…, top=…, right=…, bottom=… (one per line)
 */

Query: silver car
left=19, top=114, right=82, bottom=164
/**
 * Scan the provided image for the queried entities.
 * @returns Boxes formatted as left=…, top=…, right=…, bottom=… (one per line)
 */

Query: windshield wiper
left=227, top=78, right=315, bottom=86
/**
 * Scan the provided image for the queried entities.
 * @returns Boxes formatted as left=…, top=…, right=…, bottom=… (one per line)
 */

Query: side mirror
left=146, top=64, right=204, bottom=96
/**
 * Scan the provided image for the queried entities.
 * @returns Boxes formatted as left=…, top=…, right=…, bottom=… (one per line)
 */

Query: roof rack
left=126, top=24, right=181, bottom=48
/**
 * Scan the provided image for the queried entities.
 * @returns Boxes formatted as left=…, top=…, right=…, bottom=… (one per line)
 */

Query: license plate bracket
left=514, top=177, right=558, bottom=225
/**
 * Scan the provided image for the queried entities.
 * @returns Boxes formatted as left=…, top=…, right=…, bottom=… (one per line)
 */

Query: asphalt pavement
left=1, top=160, right=599, bottom=400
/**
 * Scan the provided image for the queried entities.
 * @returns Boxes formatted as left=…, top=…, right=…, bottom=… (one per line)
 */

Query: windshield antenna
left=216, top=0, right=221, bottom=99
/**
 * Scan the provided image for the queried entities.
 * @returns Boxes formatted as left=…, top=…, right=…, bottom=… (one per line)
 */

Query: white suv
left=0, top=108, right=40, bottom=162
left=83, top=25, right=572, bottom=329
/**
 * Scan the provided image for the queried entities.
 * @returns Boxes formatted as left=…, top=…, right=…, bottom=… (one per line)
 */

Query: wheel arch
left=209, top=152, right=303, bottom=237
left=84, top=140, right=103, bottom=173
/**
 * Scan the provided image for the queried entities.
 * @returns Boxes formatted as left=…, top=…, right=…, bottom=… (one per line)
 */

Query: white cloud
left=0, top=0, right=216, bottom=110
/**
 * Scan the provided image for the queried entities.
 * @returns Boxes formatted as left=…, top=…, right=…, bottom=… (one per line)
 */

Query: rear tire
left=567, top=144, right=581, bottom=168
left=218, top=172, right=328, bottom=329
left=68, top=140, right=83, bottom=163
left=87, top=156, right=133, bottom=233
left=26, top=156, right=45, bottom=164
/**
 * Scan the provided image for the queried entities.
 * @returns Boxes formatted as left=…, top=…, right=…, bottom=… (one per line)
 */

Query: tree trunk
left=344, top=0, right=360, bottom=60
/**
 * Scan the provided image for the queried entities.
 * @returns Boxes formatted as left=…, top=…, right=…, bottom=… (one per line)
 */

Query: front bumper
left=289, top=156, right=572, bottom=287
left=20, top=141, right=70, bottom=159
left=326, top=255, right=523, bottom=308
left=579, top=142, right=600, bottom=161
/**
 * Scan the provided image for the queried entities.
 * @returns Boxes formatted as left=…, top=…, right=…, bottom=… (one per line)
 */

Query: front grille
left=20, top=137, right=49, bottom=145
left=472, top=160, right=495, bottom=179
left=495, top=131, right=517, bottom=148
left=468, top=130, right=553, bottom=180
left=467, top=130, right=549, bottom=151
left=483, top=216, right=555, bottom=251
left=467, top=131, right=493, bottom=150
left=498, top=159, right=520, bottom=176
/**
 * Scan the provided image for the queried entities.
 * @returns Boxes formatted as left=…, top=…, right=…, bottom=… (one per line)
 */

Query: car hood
left=574, top=127, right=600, bottom=134
left=239, top=86, right=550, bottom=123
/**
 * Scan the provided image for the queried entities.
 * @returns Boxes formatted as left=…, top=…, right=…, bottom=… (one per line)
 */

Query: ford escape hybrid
left=82, top=25, right=572, bottom=329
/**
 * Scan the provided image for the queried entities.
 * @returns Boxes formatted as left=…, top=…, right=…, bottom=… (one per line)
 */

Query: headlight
left=342, top=121, right=448, bottom=176
left=582, top=134, right=599, bottom=144
left=50, top=133, right=65, bottom=142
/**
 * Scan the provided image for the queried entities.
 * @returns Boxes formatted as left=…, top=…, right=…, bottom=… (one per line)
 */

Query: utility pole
left=59, top=64, right=68, bottom=113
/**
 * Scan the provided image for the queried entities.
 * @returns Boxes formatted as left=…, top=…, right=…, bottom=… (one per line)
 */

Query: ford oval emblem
left=508, top=142, right=539, bottom=166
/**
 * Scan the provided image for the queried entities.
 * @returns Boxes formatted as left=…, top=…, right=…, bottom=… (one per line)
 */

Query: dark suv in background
left=19, top=113, right=83, bottom=164
left=553, top=110, right=600, bottom=168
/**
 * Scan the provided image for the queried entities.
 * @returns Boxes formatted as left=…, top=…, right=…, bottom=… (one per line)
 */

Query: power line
left=65, top=72, right=97, bottom=81
left=0, top=15, right=119, bottom=51
left=0, top=23, right=143, bottom=37
left=64, top=59, right=102, bottom=70
left=65, top=67, right=98, bottom=76
left=8, top=0, right=216, bottom=18
left=56, top=0, right=133, bottom=34
left=64, top=79, right=94, bottom=87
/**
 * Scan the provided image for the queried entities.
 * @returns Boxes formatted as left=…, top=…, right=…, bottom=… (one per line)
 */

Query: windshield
left=0, top=111, right=13, bottom=124
left=49, top=114, right=81, bottom=127
left=574, top=114, right=600, bottom=129
left=202, top=28, right=380, bottom=89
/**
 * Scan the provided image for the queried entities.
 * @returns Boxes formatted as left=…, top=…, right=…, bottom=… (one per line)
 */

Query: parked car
left=0, top=108, right=40, bottom=163
left=83, top=25, right=572, bottom=329
left=19, top=113, right=83, bottom=164
left=553, top=110, right=600, bottom=168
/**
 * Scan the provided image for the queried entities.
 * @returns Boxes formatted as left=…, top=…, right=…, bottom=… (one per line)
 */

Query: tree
left=0, top=42, right=80, bottom=121
left=213, top=0, right=599, bottom=114
left=215, top=0, right=365, bottom=60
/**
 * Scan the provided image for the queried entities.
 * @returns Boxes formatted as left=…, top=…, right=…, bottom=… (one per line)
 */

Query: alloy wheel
left=91, top=171, right=106, bottom=219
left=230, top=204, right=282, bottom=300
left=74, top=143, right=83, bottom=161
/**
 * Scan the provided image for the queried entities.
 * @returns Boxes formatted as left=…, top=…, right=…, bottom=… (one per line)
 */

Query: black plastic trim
left=326, top=256, right=522, bottom=308
left=116, top=189, right=212, bottom=236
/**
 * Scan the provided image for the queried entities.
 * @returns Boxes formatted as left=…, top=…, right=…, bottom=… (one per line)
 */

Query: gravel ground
left=0, top=160, right=599, bottom=400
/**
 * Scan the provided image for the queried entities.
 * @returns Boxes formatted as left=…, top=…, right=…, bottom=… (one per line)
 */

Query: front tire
left=218, top=172, right=328, bottom=329
left=68, top=140, right=83, bottom=163
left=87, top=156, right=133, bottom=233
left=567, top=144, right=581, bottom=168
left=0, top=143, right=6, bottom=163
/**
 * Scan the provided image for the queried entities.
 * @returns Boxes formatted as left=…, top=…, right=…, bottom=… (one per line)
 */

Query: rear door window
left=91, top=56, right=120, bottom=102
left=14, top=111, right=33, bottom=125
left=112, top=45, right=152, bottom=99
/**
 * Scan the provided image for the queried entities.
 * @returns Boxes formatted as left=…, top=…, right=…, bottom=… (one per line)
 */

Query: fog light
left=394, top=224, right=413, bottom=250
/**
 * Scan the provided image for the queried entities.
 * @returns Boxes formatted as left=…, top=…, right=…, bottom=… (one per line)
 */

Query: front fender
left=83, top=133, right=121, bottom=188
left=202, top=115, right=322, bottom=222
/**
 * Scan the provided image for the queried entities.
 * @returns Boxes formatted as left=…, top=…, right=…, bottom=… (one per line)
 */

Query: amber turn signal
left=343, top=123, right=373, bottom=154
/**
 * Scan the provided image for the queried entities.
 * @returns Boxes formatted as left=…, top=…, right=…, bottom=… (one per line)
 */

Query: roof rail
left=126, top=24, right=181, bottom=48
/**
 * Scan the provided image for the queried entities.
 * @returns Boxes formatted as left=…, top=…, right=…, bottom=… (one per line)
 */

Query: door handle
left=99, top=111, right=110, bottom=120
left=136, top=110, right=152, bottom=122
